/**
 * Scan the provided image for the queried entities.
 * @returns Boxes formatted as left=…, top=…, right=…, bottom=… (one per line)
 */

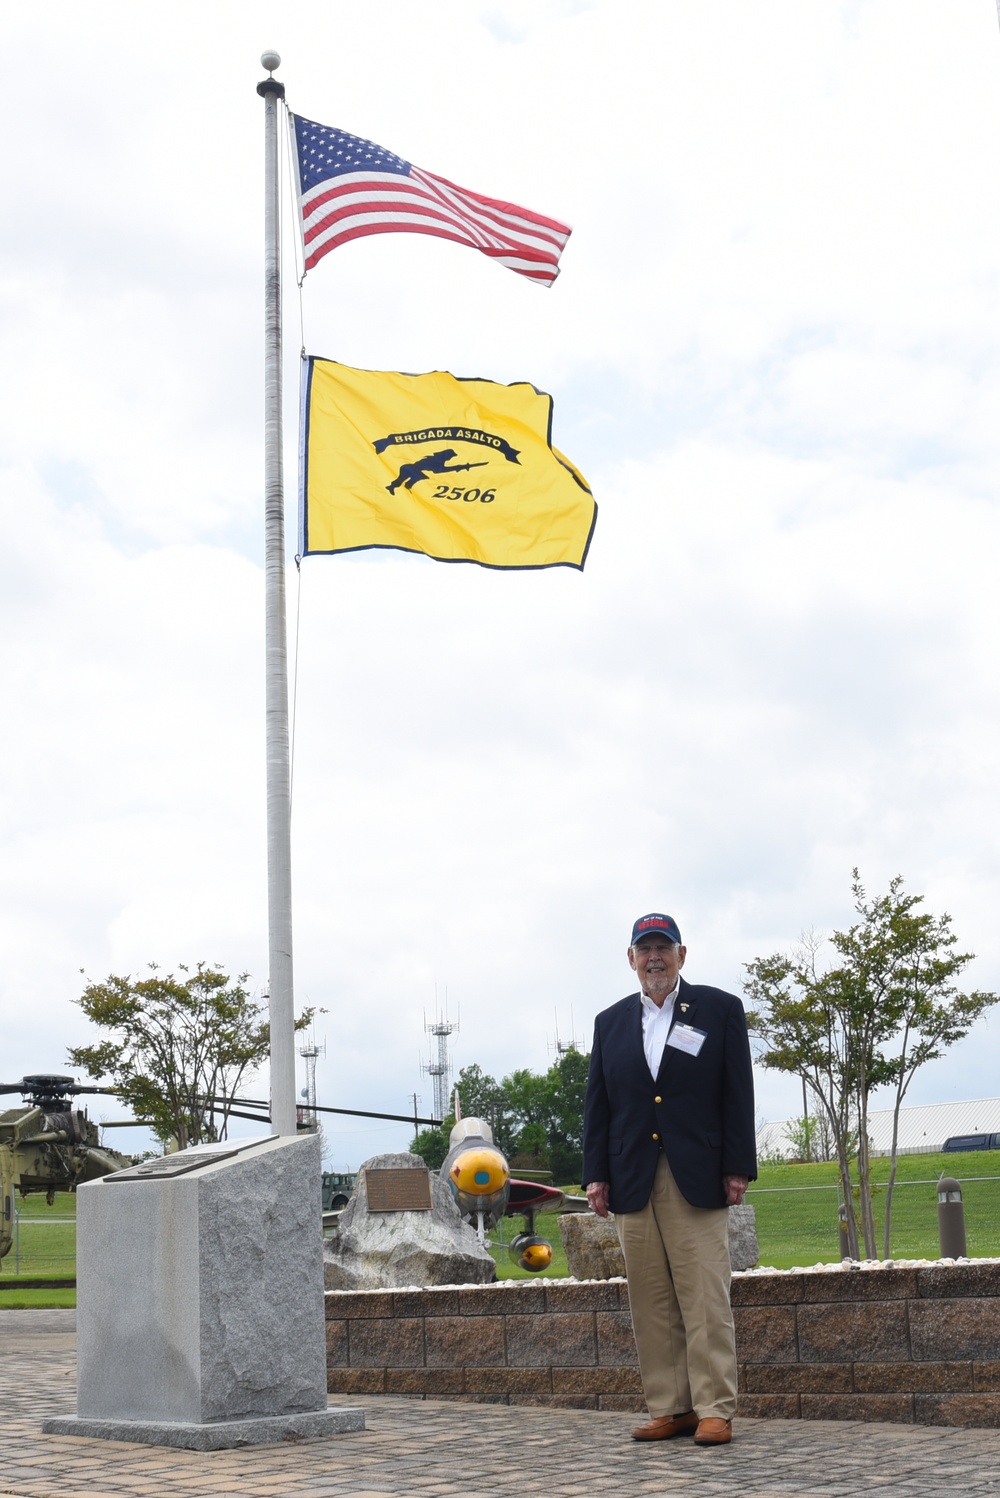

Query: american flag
left=289, top=115, right=571, bottom=287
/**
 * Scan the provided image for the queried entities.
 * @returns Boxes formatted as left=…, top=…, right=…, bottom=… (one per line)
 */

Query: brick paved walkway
left=4, top=1309, right=1000, bottom=1497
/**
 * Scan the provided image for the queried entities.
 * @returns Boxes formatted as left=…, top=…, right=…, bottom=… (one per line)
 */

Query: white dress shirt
left=640, top=979, right=680, bottom=1079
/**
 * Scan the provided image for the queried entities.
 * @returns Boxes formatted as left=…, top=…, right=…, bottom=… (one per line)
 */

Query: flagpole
left=257, top=50, right=297, bottom=1138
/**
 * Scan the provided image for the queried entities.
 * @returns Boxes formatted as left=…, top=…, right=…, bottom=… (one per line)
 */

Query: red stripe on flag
left=295, top=158, right=569, bottom=285
left=303, top=191, right=563, bottom=280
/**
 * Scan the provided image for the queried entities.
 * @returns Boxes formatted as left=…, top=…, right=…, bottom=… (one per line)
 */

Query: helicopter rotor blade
left=3, top=1078, right=442, bottom=1129
left=0, top=1079, right=124, bottom=1098
left=205, top=1095, right=443, bottom=1127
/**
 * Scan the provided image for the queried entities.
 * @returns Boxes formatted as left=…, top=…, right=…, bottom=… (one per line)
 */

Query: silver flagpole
left=257, top=51, right=297, bottom=1137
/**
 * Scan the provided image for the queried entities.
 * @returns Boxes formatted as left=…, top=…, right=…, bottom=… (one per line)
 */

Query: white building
left=757, top=1096, right=1000, bottom=1160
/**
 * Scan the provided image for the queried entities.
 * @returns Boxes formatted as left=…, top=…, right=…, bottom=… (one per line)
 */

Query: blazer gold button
left=652, top=1132, right=659, bottom=1141
left=654, top=1095, right=662, bottom=1104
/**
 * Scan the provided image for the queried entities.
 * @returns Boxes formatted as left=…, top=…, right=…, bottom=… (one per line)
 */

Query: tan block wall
left=732, top=1262, right=1000, bottom=1427
left=326, top=1280, right=638, bottom=1412
left=325, top=1263, right=1000, bottom=1427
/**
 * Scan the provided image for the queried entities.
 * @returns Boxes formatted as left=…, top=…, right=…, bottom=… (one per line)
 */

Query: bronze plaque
left=106, top=1136, right=270, bottom=1182
left=107, top=1149, right=239, bottom=1182
left=365, top=1167, right=432, bottom=1212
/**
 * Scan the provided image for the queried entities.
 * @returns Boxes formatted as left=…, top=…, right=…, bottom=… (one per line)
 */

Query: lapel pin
left=679, top=1003, right=689, bottom=1014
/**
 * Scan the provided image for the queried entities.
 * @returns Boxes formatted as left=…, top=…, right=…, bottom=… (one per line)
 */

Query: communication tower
left=297, top=1038, right=324, bottom=1132
left=548, top=1007, right=579, bottom=1059
left=422, top=1011, right=458, bottom=1123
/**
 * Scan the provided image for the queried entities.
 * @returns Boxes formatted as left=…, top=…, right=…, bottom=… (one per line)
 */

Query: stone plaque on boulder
left=365, top=1167, right=433, bottom=1212
left=323, top=1151, right=496, bottom=1290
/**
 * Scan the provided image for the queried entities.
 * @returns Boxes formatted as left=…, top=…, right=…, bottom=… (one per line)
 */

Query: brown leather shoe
left=631, top=1411, right=698, bottom=1441
left=694, top=1417, right=733, bottom=1445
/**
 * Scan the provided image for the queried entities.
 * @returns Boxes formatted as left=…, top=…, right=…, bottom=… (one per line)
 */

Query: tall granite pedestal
left=42, top=1133, right=363, bottom=1449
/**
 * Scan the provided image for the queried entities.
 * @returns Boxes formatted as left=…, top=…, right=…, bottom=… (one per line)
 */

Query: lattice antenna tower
left=297, top=1034, right=325, bottom=1132
left=422, top=994, right=458, bottom=1123
left=548, top=1006, right=579, bottom=1059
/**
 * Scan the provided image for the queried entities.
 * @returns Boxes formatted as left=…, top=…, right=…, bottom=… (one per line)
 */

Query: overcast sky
left=3, top=1, right=1000, bottom=1169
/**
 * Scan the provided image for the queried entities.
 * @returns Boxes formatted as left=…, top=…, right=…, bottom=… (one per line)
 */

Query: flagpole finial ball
left=261, top=50, right=281, bottom=73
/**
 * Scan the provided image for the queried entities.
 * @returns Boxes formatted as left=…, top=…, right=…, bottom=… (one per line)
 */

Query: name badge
left=667, top=1022, right=707, bottom=1057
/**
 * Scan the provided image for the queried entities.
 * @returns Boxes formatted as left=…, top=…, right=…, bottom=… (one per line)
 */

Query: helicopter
left=0, top=1075, right=135, bottom=1266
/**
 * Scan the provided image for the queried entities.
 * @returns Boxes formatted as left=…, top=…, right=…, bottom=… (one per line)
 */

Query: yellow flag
left=299, top=359, right=596, bottom=570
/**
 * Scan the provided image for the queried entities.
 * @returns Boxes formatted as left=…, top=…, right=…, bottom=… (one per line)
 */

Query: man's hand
left=723, top=1174, right=749, bottom=1206
left=586, top=1181, right=611, bottom=1218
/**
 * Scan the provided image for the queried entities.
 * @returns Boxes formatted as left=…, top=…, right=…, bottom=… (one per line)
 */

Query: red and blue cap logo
left=630, top=913, right=682, bottom=946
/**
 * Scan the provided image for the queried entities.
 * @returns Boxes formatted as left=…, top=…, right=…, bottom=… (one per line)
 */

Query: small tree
left=68, top=962, right=313, bottom=1148
left=860, top=877, right=998, bottom=1255
left=745, top=933, right=867, bottom=1257
left=782, top=1113, right=846, bottom=1165
left=783, top=1115, right=817, bottom=1163
left=746, top=873, right=997, bottom=1260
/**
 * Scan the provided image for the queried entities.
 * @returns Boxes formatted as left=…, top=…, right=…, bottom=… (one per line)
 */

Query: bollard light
left=937, top=1175, right=967, bottom=1259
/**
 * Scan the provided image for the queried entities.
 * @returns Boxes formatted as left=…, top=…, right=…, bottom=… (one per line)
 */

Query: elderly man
left=582, top=912, right=756, bottom=1446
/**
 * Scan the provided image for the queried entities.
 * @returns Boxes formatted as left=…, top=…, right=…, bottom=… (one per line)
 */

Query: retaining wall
left=325, top=1262, right=1000, bottom=1427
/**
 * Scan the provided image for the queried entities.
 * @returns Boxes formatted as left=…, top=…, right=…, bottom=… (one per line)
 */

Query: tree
left=744, top=932, right=868, bottom=1257
left=858, top=877, right=999, bottom=1256
left=544, top=1047, right=590, bottom=1184
left=409, top=1064, right=512, bottom=1166
left=504, top=1067, right=551, bottom=1165
left=783, top=1115, right=816, bottom=1164
left=409, top=1049, right=591, bottom=1186
left=745, top=873, right=997, bottom=1260
left=68, top=962, right=314, bottom=1149
left=455, top=1063, right=517, bottom=1156
left=410, top=1125, right=450, bottom=1170
left=781, top=1112, right=846, bottom=1165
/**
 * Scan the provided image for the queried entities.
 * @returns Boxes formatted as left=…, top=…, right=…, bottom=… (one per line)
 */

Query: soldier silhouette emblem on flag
left=385, top=450, right=488, bottom=495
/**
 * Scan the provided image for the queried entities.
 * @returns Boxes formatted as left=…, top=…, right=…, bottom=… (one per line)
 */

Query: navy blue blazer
left=582, top=975, right=757, bottom=1213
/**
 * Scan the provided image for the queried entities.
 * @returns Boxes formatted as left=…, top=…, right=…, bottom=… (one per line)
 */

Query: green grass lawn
left=3, top=1193, right=575, bottom=1293
left=6, top=1155, right=999, bottom=1303
left=748, top=1150, right=1000, bottom=1269
left=494, top=1153, right=1000, bottom=1278
left=0, top=1191, right=77, bottom=1297
left=0, top=1287, right=77, bottom=1308
left=491, top=1209, right=572, bottom=1280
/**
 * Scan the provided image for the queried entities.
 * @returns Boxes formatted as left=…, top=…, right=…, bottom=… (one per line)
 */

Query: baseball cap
left=630, top=913, right=682, bottom=946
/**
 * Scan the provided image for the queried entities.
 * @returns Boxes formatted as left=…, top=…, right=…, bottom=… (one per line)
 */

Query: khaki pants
left=615, top=1152, right=737, bottom=1420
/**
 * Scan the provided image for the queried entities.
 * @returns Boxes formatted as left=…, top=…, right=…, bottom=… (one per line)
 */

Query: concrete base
left=42, top=1406, right=364, bottom=1450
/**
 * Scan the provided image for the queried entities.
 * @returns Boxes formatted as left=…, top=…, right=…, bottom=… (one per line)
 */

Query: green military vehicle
left=321, top=1171, right=357, bottom=1212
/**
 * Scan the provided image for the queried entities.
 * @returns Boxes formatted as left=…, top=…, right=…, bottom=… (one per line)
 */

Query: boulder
left=323, top=1152, right=496, bottom=1290
left=727, top=1203, right=760, bottom=1270
left=558, top=1203, right=759, bottom=1279
left=558, top=1211, right=625, bottom=1279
